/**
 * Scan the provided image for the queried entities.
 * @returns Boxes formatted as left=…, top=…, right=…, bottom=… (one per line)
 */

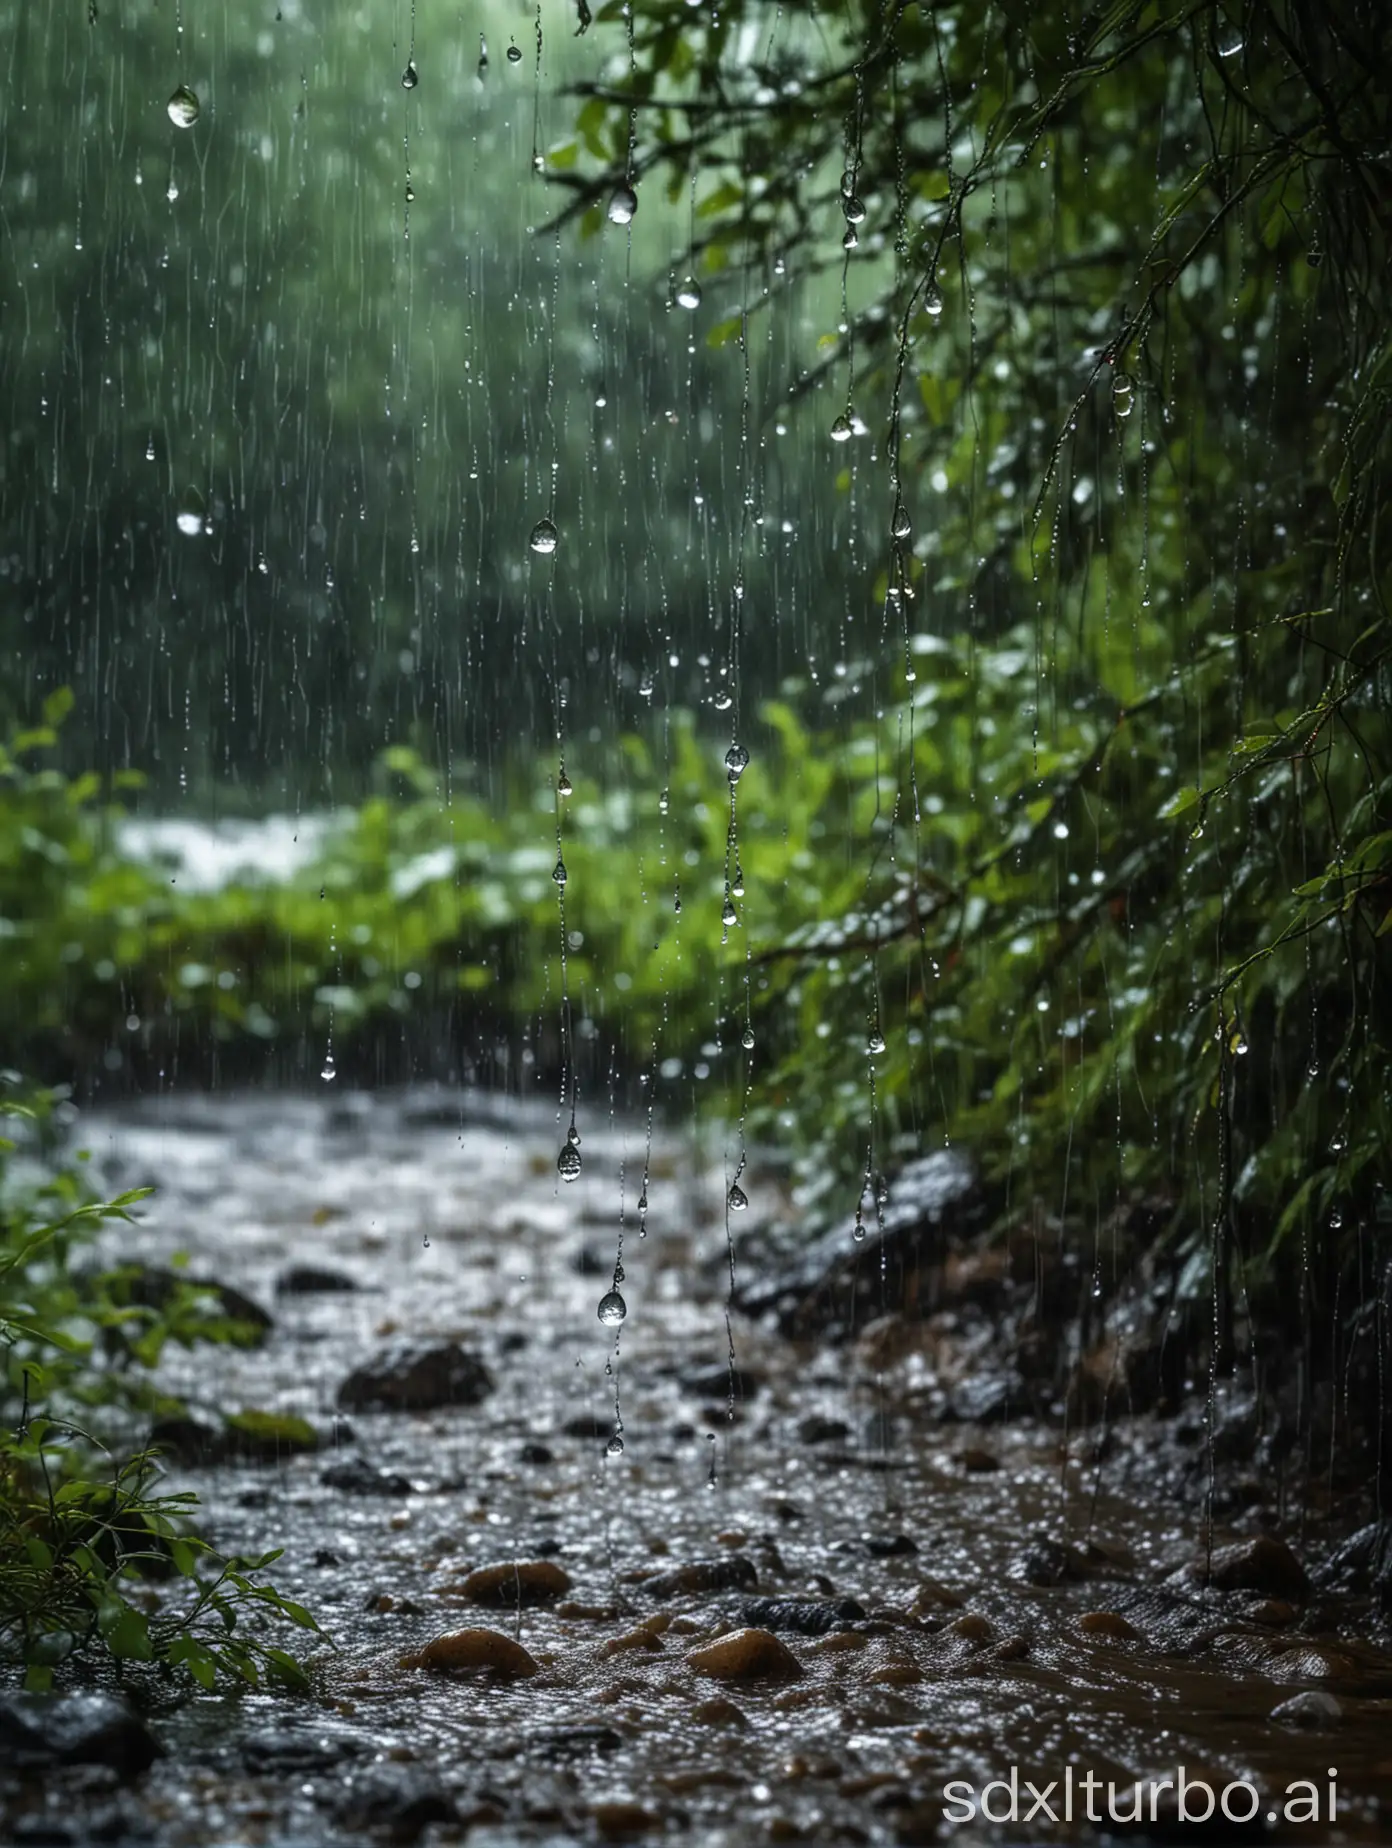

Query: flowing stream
left=12, top=1089, right=1389, bottom=1845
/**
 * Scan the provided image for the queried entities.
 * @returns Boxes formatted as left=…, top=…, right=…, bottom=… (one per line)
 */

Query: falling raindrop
left=741, top=1026, right=755, bottom=1051
left=598, top=1288, right=627, bottom=1326
left=867, top=1030, right=886, bottom=1055
left=167, top=86, right=200, bottom=128
left=852, top=1218, right=867, bottom=1244
left=727, top=1183, right=748, bottom=1212
left=721, top=896, right=738, bottom=928
left=842, top=196, right=866, bottom=225
left=557, top=770, right=573, bottom=797
left=558, top=1141, right=583, bottom=1181
left=605, top=1432, right=625, bottom=1455
left=552, top=855, right=567, bottom=886
left=891, top=504, right=911, bottom=541
left=842, top=227, right=859, bottom=252
left=840, top=168, right=856, bottom=197
left=506, top=40, right=522, bottom=63
left=321, top=1056, right=336, bottom=1083
left=724, top=743, right=750, bottom=782
left=675, top=276, right=702, bottom=310
left=830, top=414, right=854, bottom=443
left=1217, top=23, right=1244, bottom=57
left=175, top=510, right=204, bottom=537
left=1112, top=371, right=1135, bottom=419
left=401, top=60, right=419, bottom=90
left=607, top=183, right=638, bottom=226
left=924, top=282, right=944, bottom=317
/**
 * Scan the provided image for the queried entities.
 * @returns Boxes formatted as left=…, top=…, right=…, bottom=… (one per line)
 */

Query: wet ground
left=7, top=1088, right=1391, bottom=1845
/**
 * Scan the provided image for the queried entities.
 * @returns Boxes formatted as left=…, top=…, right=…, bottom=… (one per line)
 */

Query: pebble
left=690, top=1697, right=748, bottom=1727
left=459, top=1560, right=571, bottom=1606
left=1270, top=1689, right=1343, bottom=1729
left=401, top=1628, right=540, bottom=1679
left=603, top=1629, right=665, bottom=1658
left=0, top=1694, right=161, bottom=1776
left=945, top=1613, right=992, bottom=1644
left=1013, top=1536, right=1089, bottom=1586
left=954, top=1446, right=1000, bottom=1472
left=810, top=1630, right=868, bottom=1655
left=903, top=1577, right=963, bottom=1616
left=276, top=1263, right=358, bottom=1294
left=1077, top=1610, right=1139, bottom=1640
left=334, top=1765, right=455, bottom=1840
left=688, top=1627, right=802, bottom=1681
left=321, top=1457, right=414, bottom=1496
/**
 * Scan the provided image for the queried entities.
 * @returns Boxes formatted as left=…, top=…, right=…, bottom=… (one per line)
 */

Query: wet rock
left=734, top=1149, right=985, bottom=1338
left=222, top=1408, right=323, bottom=1460
left=603, top=1628, right=665, bottom=1657
left=1314, top=1518, right=1392, bottom=1610
left=861, top=1532, right=918, bottom=1559
left=1189, top=1535, right=1308, bottom=1602
left=947, top=1372, right=1039, bottom=1423
left=241, top=1726, right=365, bottom=1773
left=460, top=1560, right=571, bottom=1606
left=1270, top=1689, right=1342, bottom=1730
left=529, top=1723, right=623, bottom=1756
left=742, top=1597, right=866, bottom=1636
left=321, top=1457, right=414, bottom=1496
left=562, top=1411, right=613, bottom=1440
left=643, top=1555, right=759, bottom=1598
left=796, top=1414, right=850, bottom=1445
left=592, top=1799, right=662, bottom=1839
left=114, top=1265, right=272, bottom=1343
left=953, top=1446, right=1000, bottom=1473
left=944, top=1613, right=992, bottom=1644
left=688, top=1627, right=802, bottom=1681
left=1012, top=1536, right=1089, bottom=1586
left=337, top=1341, right=494, bottom=1413
left=0, top=1694, right=160, bottom=1776
left=336, top=1765, right=456, bottom=1843
left=312, top=1547, right=342, bottom=1567
left=401, top=1628, right=540, bottom=1680
left=147, top=1413, right=226, bottom=1466
left=691, top=1697, right=748, bottom=1727
left=519, top=1441, right=555, bottom=1465
left=364, top=1590, right=426, bottom=1615
left=276, top=1263, right=359, bottom=1294
left=1077, top=1609, right=1139, bottom=1640
left=903, top=1578, right=964, bottom=1617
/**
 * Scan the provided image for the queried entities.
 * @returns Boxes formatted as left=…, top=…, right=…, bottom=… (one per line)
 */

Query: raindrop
left=401, top=60, right=419, bottom=90
left=657, top=790, right=669, bottom=815
left=175, top=510, right=203, bottom=537
left=727, top=1183, right=748, bottom=1212
left=891, top=504, right=911, bottom=541
left=506, top=40, right=522, bottom=63
left=675, top=276, right=702, bottom=310
left=840, top=168, right=856, bottom=197
left=144, top=440, right=155, bottom=463
left=724, top=743, right=750, bottom=782
left=557, top=1142, right=583, bottom=1182
left=731, top=867, right=745, bottom=897
left=404, top=181, right=415, bottom=203
left=598, top=1288, right=627, bottom=1326
left=607, top=183, right=638, bottom=226
left=741, top=1026, right=755, bottom=1051
left=867, top=1030, right=886, bottom=1055
left=852, top=1218, right=867, bottom=1244
left=842, top=195, right=866, bottom=225
left=830, top=414, right=854, bottom=442
left=721, top=897, right=738, bottom=928
left=924, top=282, right=943, bottom=317
left=552, top=856, right=567, bottom=887
left=167, top=85, right=200, bottom=129
left=1217, top=23, right=1244, bottom=57
left=321, top=1057, right=336, bottom=1083
left=842, top=227, right=859, bottom=252
left=613, top=1261, right=625, bottom=1285
left=605, top=1433, right=625, bottom=1455
left=1112, top=371, right=1135, bottom=419
left=529, top=517, right=558, bottom=554
left=557, top=771, right=573, bottom=797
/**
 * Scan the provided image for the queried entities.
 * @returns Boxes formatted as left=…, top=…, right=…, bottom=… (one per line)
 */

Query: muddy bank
left=3, top=1089, right=1389, bottom=1845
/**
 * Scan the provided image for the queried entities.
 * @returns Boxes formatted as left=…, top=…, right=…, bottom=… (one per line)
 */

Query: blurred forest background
left=2, top=0, right=1390, bottom=1455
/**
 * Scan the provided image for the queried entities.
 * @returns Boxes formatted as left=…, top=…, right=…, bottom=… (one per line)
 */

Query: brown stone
left=1191, top=1535, right=1309, bottom=1601
left=688, top=1627, right=802, bottom=1681
left=592, top=1800, right=662, bottom=1839
left=1077, top=1610, right=1139, bottom=1640
left=401, top=1627, right=539, bottom=1680
left=459, top=1560, right=571, bottom=1606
